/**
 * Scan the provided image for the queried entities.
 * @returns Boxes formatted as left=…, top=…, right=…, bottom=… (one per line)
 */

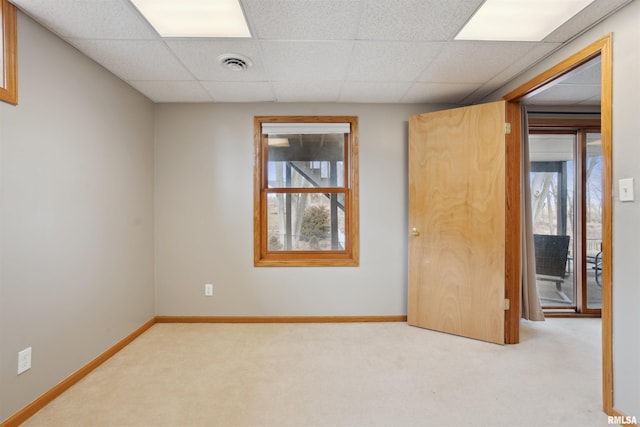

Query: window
left=0, top=0, right=17, bottom=105
left=254, top=116, right=359, bottom=266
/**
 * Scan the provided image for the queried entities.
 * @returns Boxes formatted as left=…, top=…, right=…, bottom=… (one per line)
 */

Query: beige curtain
left=521, top=107, right=545, bottom=321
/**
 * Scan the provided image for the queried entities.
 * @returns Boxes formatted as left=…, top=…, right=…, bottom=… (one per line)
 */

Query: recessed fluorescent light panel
left=130, top=0, right=251, bottom=38
left=455, top=0, right=595, bottom=41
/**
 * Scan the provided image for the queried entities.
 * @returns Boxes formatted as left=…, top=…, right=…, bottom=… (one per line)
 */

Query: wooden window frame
left=254, top=116, right=359, bottom=267
left=0, top=0, right=17, bottom=105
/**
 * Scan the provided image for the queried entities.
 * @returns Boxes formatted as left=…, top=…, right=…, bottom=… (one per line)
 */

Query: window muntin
left=254, top=116, right=358, bottom=266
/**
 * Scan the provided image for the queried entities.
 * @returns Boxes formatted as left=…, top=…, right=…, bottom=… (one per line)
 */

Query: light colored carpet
left=22, top=319, right=608, bottom=427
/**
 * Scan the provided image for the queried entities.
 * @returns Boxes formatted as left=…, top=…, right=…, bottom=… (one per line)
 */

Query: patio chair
left=533, top=234, right=571, bottom=291
left=592, top=250, right=602, bottom=287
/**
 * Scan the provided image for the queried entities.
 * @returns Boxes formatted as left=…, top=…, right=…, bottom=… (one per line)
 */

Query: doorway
left=503, top=35, right=613, bottom=413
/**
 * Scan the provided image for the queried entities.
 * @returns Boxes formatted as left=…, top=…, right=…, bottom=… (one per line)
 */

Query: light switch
left=619, top=178, right=634, bottom=202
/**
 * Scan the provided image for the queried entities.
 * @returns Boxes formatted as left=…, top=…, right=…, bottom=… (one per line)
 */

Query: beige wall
left=0, top=14, right=155, bottom=421
left=490, top=1, right=640, bottom=417
left=154, top=102, right=445, bottom=316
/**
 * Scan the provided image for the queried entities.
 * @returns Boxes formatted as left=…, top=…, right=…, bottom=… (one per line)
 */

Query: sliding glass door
left=529, top=124, right=602, bottom=315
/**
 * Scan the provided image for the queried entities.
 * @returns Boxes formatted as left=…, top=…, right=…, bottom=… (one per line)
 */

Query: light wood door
left=408, top=101, right=515, bottom=344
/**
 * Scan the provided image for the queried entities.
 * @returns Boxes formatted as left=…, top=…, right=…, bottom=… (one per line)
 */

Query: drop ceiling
left=525, top=55, right=602, bottom=106
left=10, top=0, right=632, bottom=104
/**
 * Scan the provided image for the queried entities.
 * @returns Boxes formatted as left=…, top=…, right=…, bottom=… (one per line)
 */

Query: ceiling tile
left=526, top=84, right=601, bottom=106
left=466, top=43, right=562, bottom=103
left=12, top=0, right=157, bottom=39
left=545, top=0, right=633, bottom=42
left=338, top=82, right=411, bottom=103
left=261, top=41, right=354, bottom=81
left=272, top=81, right=342, bottom=102
left=577, top=95, right=602, bottom=106
left=402, top=82, right=480, bottom=103
left=69, top=40, right=193, bottom=81
left=127, top=81, right=213, bottom=103
left=559, top=56, right=601, bottom=84
left=11, top=0, right=623, bottom=104
left=201, top=82, right=275, bottom=102
left=243, top=0, right=363, bottom=40
left=346, top=41, right=444, bottom=82
left=357, top=0, right=484, bottom=41
left=166, top=40, right=266, bottom=81
left=419, top=42, right=544, bottom=84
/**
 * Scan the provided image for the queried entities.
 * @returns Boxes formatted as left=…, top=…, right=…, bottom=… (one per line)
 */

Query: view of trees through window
left=529, top=130, right=602, bottom=311
left=267, top=189, right=345, bottom=251
left=266, top=136, right=346, bottom=252
left=530, top=134, right=602, bottom=247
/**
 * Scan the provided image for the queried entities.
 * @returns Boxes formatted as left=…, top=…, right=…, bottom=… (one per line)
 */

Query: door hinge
left=504, top=298, right=510, bottom=310
left=505, top=122, right=512, bottom=135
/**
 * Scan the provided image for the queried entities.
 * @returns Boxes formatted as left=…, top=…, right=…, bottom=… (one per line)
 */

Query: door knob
left=411, top=227, right=420, bottom=236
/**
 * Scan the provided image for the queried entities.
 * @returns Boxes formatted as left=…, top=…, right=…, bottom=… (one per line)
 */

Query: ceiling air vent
left=218, top=53, right=252, bottom=72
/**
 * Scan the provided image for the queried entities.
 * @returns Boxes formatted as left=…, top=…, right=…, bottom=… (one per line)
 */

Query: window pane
left=267, top=192, right=346, bottom=251
left=267, top=133, right=345, bottom=188
left=529, top=133, right=576, bottom=308
left=586, top=132, right=602, bottom=309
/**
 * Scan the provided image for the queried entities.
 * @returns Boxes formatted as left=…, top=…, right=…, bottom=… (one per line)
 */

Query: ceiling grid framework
left=9, top=0, right=634, bottom=104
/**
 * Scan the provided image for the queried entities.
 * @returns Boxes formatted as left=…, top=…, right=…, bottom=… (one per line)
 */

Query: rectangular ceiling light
left=130, top=0, right=251, bottom=38
left=455, top=0, right=595, bottom=41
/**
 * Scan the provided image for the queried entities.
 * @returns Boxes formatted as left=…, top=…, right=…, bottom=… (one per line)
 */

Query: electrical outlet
left=204, top=283, right=213, bottom=297
left=18, top=347, right=32, bottom=375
